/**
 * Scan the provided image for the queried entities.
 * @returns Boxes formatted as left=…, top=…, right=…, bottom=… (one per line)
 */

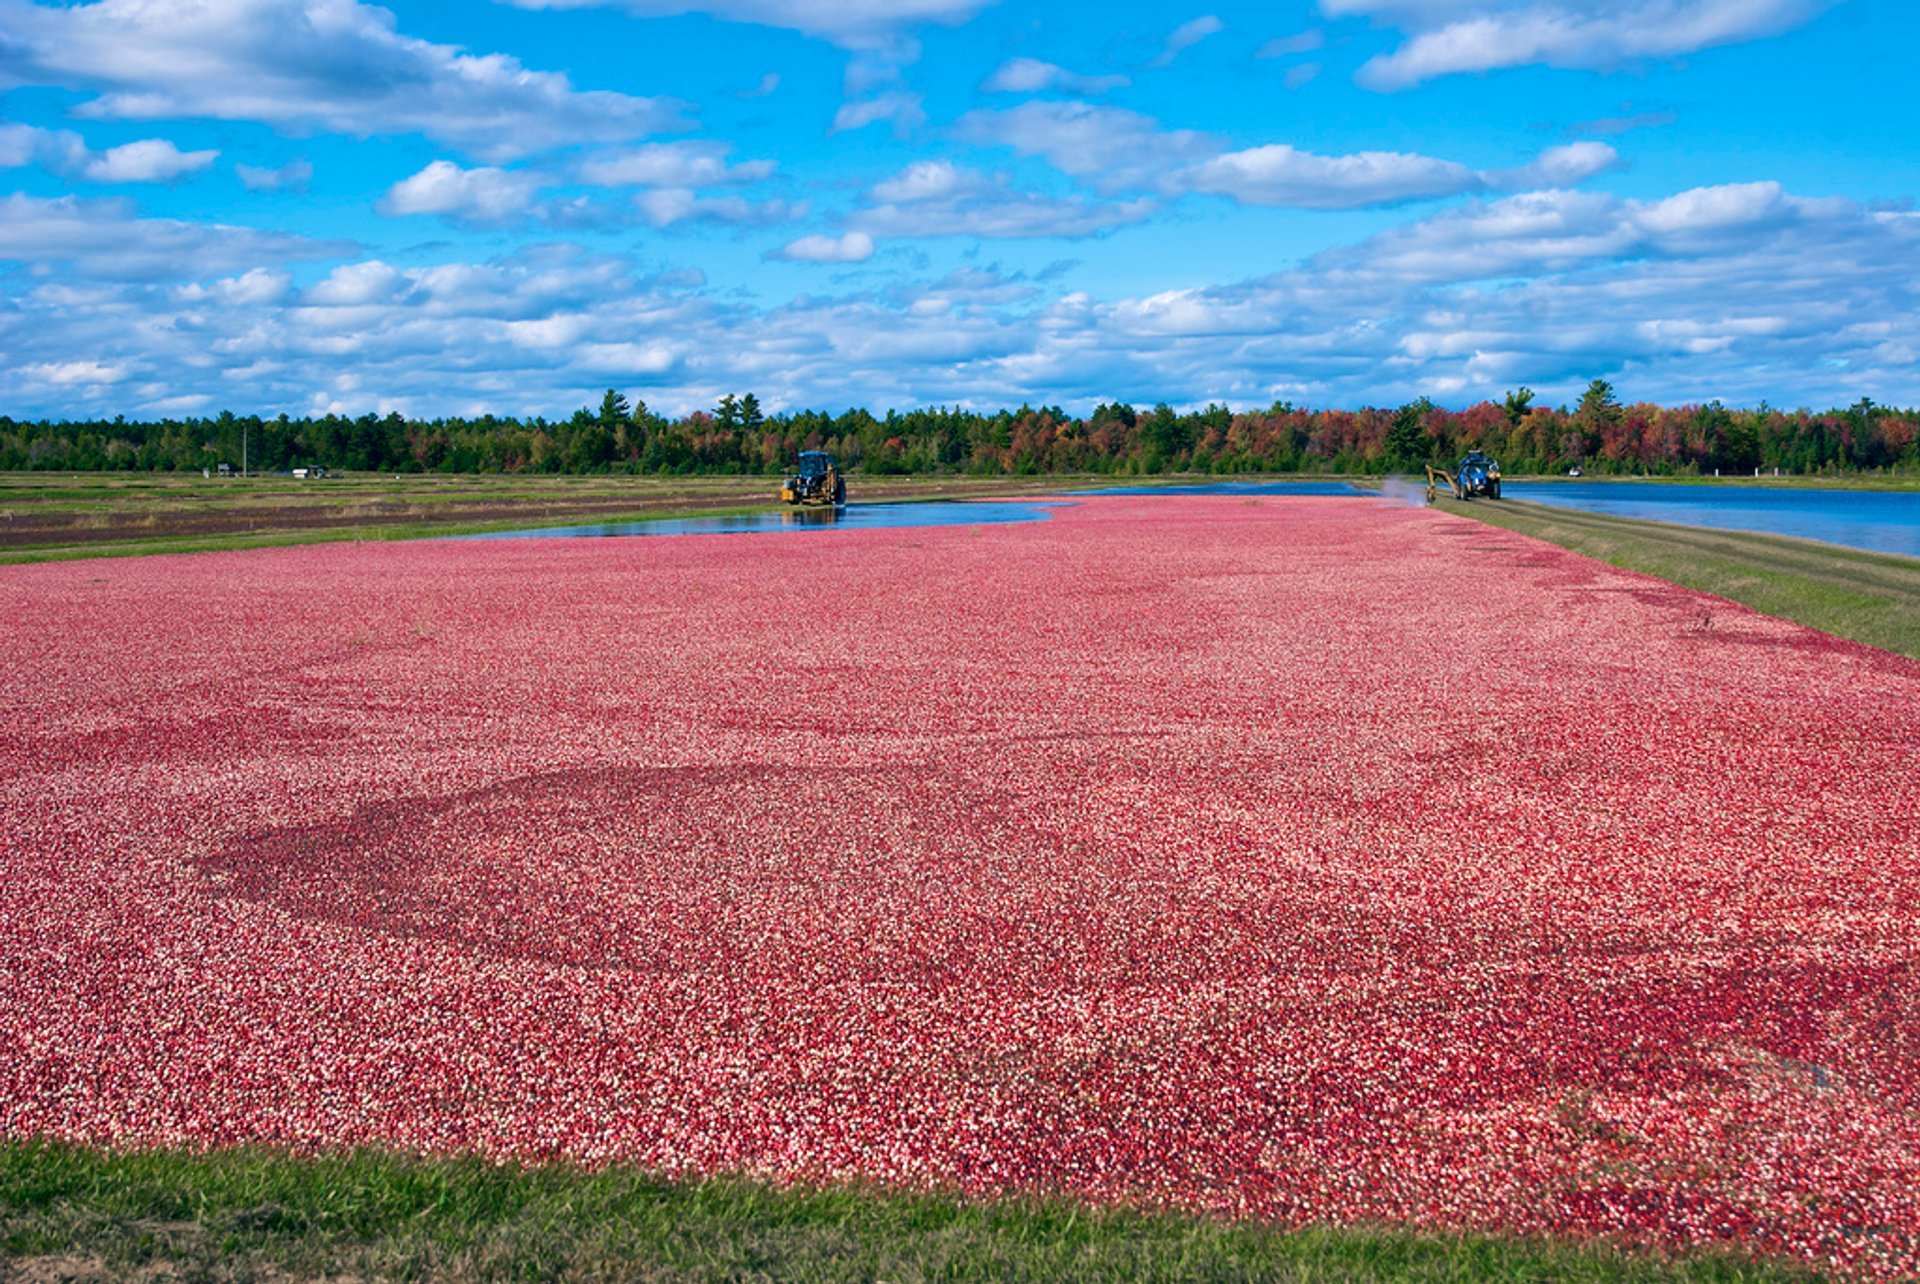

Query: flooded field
left=461, top=498, right=1065, bottom=539
left=5, top=495, right=1919, bottom=1277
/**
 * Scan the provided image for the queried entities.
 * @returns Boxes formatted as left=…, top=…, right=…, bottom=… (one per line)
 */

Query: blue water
left=462, top=499, right=1065, bottom=539
left=1502, top=482, right=1920, bottom=559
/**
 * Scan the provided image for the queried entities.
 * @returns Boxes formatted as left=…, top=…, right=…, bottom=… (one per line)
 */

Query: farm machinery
left=1425, top=451, right=1503, bottom=503
left=780, top=450, right=846, bottom=507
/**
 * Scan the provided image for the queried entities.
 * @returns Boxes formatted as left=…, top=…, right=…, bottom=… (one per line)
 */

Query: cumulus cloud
left=1321, top=0, right=1838, bottom=90
left=770, top=231, right=876, bottom=263
left=1149, top=15, right=1226, bottom=68
left=496, top=0, right=995, bottom=49
left=235, top=158, right=314, bottom=192
left=1313, top=181, right=1816, bottom=282
left=961, top=104, right=1617, bottom=209
left=379, top=161, right=548, bottom=226
left=578, top=141, right=775, bottom=187
left=953, top=101, right=1214, bottom=192
left=303, top=261, right=409, bottom=307
left=1182, top=145, right=1482, bottom=209
left=0, top=0, right=682, bottom=160
left=0, top=192, right=352, bottom=280
left=81, top=138, right=219, bottom=182
left=832, top=92, right=927, bottom=136
left=855, top=162, right=1155, bottom=240
left=1257, top=29, right=1325, bottom=58
left=982, top=57, right=1128, bottom=96
left=634, top=188, right=800, bottom=227
left=0, top=123, right=216, bottom=182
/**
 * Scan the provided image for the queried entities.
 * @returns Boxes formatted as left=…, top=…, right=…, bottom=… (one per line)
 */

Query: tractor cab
left=1423, top=450, right=1503, bottom=503
left=1455, top=451, right=1502, bottom=500
left=781, top=450, right=846, bottom=507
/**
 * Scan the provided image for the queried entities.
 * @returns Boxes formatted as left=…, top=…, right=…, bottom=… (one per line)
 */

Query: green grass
left=1433, top=495, right=1920, bottom=659
left=0, top=471, right=1097, bottom=563
left=0, top=504, right=784, bottom=566
left=0, top=1140, right=1817, bottom=1283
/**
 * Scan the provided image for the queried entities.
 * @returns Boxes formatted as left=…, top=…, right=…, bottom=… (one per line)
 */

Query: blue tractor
left=1425, top=451, right=1502, bottom=502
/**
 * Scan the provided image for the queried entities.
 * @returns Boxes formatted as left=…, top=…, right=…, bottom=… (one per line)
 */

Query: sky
left=0, top=0, right=1914, bottom=421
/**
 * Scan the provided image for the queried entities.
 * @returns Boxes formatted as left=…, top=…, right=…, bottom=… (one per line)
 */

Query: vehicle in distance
left=781, top=451, right=846, bottom=507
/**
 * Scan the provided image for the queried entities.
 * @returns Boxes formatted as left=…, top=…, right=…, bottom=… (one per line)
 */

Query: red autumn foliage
left=2, top=497, right=1917, bottom=1278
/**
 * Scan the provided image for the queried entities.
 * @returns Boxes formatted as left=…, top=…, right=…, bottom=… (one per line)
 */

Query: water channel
left=460, top=478, right=1915, bottom=559
left=1500, top=481, right=1920, bottom=559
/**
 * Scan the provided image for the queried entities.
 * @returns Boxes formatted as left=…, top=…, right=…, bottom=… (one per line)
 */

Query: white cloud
left=304, top=261, right=409, bottom=307
left=0, top=0, right=682, bottom=160
left=379, top=161, right=548, bottom=225
left=981, top=57, right=1128, bottom=96
left=177, top=268, right=293, bottom=307
left=1257, top=29, right=1325, bottom=58
left=22, top=359, right=129, bottom=387
left=855, top=162, right=1155, bottom=240
left=4, top=184, right=1917, bottom=420
left=377, top=157, right=796, bottom=230
left=578, top=141, right=775, bottom=187
left=1496, top=140, right=1621, bottom=187
left=832, top=92, right=927, bottom=136
left=0, top=192, right=352, bottom=280
left=953, top=102, right=1214, bottom=191
left=496, top=0, right=996, bottom=49
left=1312, top=181, right=1813, bottom=282
left=1323, top=0, right=1838, bottom=90
left=1149, top=15, right=1226, bottom=68
left=770, top=231, right=875, bottom=263
left=867, top=160, right=996, bottom=204
left=235, top=158, right=314, bottom=192
left=1183, top=144, right=1481, bottom=209
left=961, top=104, right=1617, bottom=209
left=0, top=123, right=88, bottom=173
left=634, top=188, right=801, bottom=227
left=81, top=138, right=219, bottom=183
left=0, top=123, right=215, bottom=183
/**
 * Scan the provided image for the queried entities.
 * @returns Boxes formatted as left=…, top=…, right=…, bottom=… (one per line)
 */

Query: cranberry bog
left=3, top=495, right=1917, bottom=1279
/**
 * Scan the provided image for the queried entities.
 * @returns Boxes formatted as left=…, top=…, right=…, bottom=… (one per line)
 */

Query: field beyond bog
left=2, top=496, right=1917, bottom=1279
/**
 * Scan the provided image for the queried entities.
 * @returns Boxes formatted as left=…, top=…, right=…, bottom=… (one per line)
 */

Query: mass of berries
left=3, top=496, right=1916, bottom=1278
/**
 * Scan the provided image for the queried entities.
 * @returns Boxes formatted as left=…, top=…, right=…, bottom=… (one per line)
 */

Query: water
left=463, top=498, right=1065, bottom=540
left=1502, top=481, right=1920, bottom=559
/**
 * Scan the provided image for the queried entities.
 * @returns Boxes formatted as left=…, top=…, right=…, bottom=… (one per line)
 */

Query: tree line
left=3, top=383, right=1915, bottom=477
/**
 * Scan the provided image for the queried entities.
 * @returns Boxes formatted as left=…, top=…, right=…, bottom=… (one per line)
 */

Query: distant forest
left=4, top=383, right=1916, bottom=477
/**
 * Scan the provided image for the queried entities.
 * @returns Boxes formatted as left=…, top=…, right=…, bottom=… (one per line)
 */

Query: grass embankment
left=0, top=1141, right=1813, bottom=1283
left=1436, top=495, right=1920, bottom=660
left=0, top=472, right=1085, bottom=565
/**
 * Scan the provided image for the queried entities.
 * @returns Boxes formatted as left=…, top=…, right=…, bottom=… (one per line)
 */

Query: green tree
left=1385, top=398, right=1433, bottom=468
left=739, top=392, right=764, bottom=431
left=1503, top=387, right=1535, bottom=429
left=598, top=389, right=631, bottom=428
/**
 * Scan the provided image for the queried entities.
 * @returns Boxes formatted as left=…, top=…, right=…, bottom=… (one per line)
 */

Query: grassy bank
left=1433, top=495, right=1920, bottom=659
left=0, top=1140, right=1813, bottom=1283
left=0, top=472, right=1086, bottom=564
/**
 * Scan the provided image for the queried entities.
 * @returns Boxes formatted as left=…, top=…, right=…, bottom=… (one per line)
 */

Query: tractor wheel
left=1490, top=480, right=1501, bottom=500
left=834, top=476, right=846, bottom=506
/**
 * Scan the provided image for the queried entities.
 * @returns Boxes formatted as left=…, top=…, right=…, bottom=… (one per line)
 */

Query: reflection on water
left=1503, top=481, right=1920, bottom=559
left=463, top=498, right=1067, bottom=540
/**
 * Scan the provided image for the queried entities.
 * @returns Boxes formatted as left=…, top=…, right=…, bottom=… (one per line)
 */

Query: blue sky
left=1, top=0, right=1912, bottom=420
